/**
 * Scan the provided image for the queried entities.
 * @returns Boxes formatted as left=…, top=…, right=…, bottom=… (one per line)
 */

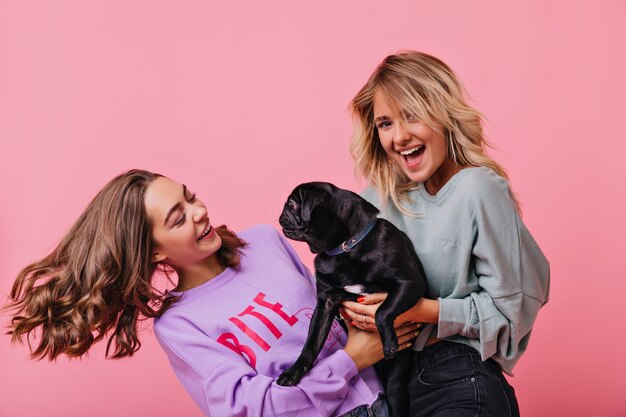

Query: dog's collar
left=325, top=219, right=378, bottom=256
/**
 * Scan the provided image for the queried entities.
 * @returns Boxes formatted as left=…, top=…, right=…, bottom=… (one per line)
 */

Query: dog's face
left=279, top=182, right=378, bottom=253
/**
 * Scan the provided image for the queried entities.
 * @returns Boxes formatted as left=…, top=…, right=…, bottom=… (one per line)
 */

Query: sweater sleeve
left=272, top=229, right=318, bottom=291
left=154, top=323, right=359, bottom=417
left=436, top=175, right=550, bottom=372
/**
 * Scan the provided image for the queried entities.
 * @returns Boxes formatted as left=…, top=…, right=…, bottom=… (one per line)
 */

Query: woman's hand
left=341, top=309, right=420, bottom=370
left=341, top=292, right=440, bottom=331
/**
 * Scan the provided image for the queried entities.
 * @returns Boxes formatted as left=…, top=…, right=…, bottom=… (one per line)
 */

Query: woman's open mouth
left=400, top=145, right=425, bottom=167
left=197, top=224, right=213, bottom=241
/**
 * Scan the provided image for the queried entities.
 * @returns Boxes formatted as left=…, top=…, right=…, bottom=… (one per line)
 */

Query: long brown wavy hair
left=5, top=169, right=246, bottom=360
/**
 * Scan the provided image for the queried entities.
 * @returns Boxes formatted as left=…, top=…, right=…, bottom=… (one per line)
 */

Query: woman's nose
left=393, top=120, right=411, bottom=145
left=192, top=204, right=208, bottom=223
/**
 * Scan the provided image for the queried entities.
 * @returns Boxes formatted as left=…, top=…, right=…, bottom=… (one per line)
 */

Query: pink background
left=1, top=1, right=624, bottom=416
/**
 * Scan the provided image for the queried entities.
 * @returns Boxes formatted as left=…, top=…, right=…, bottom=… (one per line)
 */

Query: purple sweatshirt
left=153, top=224, right=383, bottom=417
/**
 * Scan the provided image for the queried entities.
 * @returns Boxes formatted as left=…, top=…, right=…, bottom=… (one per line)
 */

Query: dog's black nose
left=279, top=212, right=288, bottom=227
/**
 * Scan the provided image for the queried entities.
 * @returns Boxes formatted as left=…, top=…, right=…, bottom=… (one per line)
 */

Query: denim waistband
left=337, top=394, right=388, bottom=417
left=414, top=340, right=478, bottom=369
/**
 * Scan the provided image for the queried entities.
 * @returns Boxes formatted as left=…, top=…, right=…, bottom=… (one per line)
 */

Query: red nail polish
left=350, top=321, right=356, bottom=326
left=357, top=296, right=365, bottom=303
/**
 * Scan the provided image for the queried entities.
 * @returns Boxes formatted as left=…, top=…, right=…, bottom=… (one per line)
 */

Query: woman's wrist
left=343, top=346, right=369, bottom=370
left=402, top=298, right=440, bottom=324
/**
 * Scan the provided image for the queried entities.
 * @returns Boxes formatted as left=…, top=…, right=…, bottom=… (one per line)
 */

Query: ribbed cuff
left=329, top=349, right=359, bottom=381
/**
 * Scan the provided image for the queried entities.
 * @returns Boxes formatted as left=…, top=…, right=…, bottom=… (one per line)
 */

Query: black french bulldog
left=277, top=181, right=427, bottom=417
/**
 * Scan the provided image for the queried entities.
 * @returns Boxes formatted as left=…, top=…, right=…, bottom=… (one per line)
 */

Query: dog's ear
left=299, top=197, right=315, bottom=225
left=307, top=203, right=349, bottom=253
left=309, top=204, right=333, bottom=227
left=296, top=184, right=325, bottom=224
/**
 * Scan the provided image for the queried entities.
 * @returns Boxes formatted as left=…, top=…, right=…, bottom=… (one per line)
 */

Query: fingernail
left=350, top=321, right=356, bottom=326
left=414, top=331, right=420, bottom=336
left=357, top=296, right=365, bottom=303
left=405, top=343, right=412, bottom=348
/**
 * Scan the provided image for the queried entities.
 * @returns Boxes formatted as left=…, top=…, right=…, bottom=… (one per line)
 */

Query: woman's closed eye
left=175, top=213, right=186, bottom=227
left=173, top=192, right=197, bottom=227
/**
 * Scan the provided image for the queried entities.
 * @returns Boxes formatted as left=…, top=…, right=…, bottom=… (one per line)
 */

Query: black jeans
left=408, top=341, right=519, bottom=417
left=338, top=395, right=390, bottom=417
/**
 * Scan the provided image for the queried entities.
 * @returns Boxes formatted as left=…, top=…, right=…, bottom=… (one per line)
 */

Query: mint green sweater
left=361, top=167, right=550, bottom=375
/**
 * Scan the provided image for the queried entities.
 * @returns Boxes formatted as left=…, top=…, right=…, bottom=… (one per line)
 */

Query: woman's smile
left=197, top=223, right=213, bottom=241
left=399, top=145, right=426, bottom=167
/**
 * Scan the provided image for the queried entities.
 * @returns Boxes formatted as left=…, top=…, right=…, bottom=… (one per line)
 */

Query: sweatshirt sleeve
left=154, top=322, right=359, bottom=417
left=272, top=229, right=319, bottom=291
left=437, top=174, right=550, bottom=372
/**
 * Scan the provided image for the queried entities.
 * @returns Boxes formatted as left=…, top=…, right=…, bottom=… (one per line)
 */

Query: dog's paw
left=276, top=365, right=309, bottom=386
left=383, top=344, right=398, bottom=360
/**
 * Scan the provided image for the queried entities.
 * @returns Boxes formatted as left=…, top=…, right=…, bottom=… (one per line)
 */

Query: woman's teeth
left=198, top=225, right=212, bottom=240
left=400, top=145, right=424, bottom=156
left=401, top=145, right=425, bottom=165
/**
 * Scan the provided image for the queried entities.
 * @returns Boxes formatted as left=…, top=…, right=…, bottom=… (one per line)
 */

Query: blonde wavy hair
left=349, top=51, right=517, bottom=215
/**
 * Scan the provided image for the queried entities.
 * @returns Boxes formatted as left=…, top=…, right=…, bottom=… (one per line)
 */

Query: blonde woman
left=341, top=51, right=550, bottom=416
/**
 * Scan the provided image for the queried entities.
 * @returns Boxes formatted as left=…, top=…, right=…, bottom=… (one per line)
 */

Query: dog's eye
left=288, top=200, right=297, bottom=210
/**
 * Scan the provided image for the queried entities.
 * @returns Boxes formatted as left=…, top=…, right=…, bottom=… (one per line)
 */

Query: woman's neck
left=424, top=159, right=463, bottom=195
left=175, top=255, right=225, bottom=291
